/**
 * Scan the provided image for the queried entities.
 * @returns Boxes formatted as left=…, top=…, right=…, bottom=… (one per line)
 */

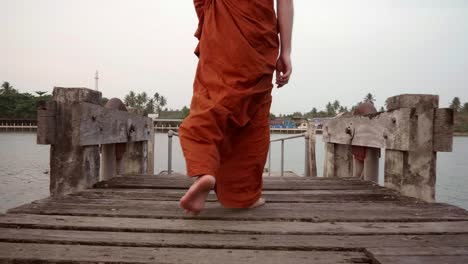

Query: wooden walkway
left=1, top=174, right=467, bottom=263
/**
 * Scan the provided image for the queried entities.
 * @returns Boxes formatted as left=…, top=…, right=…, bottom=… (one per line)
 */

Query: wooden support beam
left=323, top=143, right=353, bottom=178
left=323, top=108, right=415, bottom=151
left=384, top=94, right=438, bottom=202
left=50, top=87, right=101, bottom=197
left=305, top=124, right=317, bottom=177
left=74, top=102, right=152, bottom=146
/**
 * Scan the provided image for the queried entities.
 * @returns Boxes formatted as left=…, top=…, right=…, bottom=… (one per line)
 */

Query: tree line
left=2, top=82, right=468, bottom=134
left=272, top=93, right=381, bottom=119
left=0, top=82, right=184, bottom=119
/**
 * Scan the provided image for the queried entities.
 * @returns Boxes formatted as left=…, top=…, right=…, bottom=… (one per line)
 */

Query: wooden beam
left=323, top=108, right=415, bottom=151
left=73, top=102, right=152, bottom=146
left=384, top=94, right=438, bottom=202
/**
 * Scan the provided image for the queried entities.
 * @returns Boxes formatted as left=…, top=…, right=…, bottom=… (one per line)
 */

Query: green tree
left=450, top=97, right=461, bottom=112
left=364, top=93, right=375, bottom=104
left=462, top=103, right=468, bottom=113
left=181, top=106, right=190, bottom=118
left=1, top=82, right=17, bottom=95
left=100, top=97, right=109, bottom=107
left=124, top=91, right=137, bottom=108
left=326, top=102, right=335, bottom=116
left=380, top=106, right=385, bottom=112
left=35, top=91, right=47, bottom=97
left=332, top=100, right=340, bottom=112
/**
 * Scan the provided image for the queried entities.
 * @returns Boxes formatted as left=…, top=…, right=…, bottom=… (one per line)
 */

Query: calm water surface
left=1, top=132, right=467, bottom=212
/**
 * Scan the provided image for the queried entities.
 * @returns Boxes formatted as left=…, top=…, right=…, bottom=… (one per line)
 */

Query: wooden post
left=323, top=143, right=353, bottom=178
left=307, top=123, right=317, bottom=177
left=384, top=94, right=438, bottom=202
left=50, top=87, right=101, bottom=197
left=147, top=119, right=155, bottom=175
left=323, top=143, right=334, bottom=178
left=120, top=108, right=149, bottom=175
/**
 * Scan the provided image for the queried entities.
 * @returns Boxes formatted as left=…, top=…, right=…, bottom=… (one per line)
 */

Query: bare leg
left=180, top=175, right=216, bottom=216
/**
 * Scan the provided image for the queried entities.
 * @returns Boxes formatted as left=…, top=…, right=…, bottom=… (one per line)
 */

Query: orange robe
left=179, top=0, right=279, bottom=208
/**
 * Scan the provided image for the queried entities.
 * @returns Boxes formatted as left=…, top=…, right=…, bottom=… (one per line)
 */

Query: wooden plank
left=372, top=256, right=468, bottom=264
left=66, top=188, right=407, bottom=203
left=323, top=108, right=415, bottom=151
left=74, top=102, right=152, bottom=146
left=2, top=214, right=468, bottom=235
left=368, top=246, right=468, bottom=256
left=94, top=176, right=379, bottom=190
left=1, top=228, right=468, bottom=250
left=369, top=247, right=468, bottom=264
left=433, top=108, right=454, bottom=152
left=0, top=242, right=368, bottom=264
left=8, top=200, right=467, bottom=221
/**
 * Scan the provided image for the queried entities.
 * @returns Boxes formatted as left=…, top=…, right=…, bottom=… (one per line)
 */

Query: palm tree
left=364, top=93, right=375, bottom=104
left=124, top=91, right=137, bottom=108
left=1, top=82, right=17, bottom=95
left=135, top=92, right=148, bottom=109
left=35, top=91, right=47, bottom=97
left=450, top=97, right=461, bottom=112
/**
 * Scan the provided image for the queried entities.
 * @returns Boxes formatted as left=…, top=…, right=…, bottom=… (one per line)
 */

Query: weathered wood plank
left=8, top=200, right=467, bottom=222
left=368, top=246, right=468, bottom=256
left=95, top=176, right=379, bottom=190
left=1, top=228, right=468, bottom=250
left=66, top=188, right=407, bottom=203
left=371, top=256, right=468, bottom=264
left=2, top=214, right=468, bottom=235
left=323, top=108, right=415, bottom=151
left=0, top=242, right=368, bottom=264
left=433, top=108, right=454, bottom=152
left=369, top=247, right=468, bottom=264
left=75, top=102, right=152, bottom=146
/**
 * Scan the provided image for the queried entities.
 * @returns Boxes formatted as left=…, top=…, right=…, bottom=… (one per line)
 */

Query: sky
left=2, top=0, right=468, bottom=114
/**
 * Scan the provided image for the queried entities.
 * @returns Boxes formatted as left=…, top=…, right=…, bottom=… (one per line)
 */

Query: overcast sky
left=2, top=0, right=468, bottom=114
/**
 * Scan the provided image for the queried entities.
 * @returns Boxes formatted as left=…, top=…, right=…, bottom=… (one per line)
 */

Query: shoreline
left=454, top=132, right=468, bottom=137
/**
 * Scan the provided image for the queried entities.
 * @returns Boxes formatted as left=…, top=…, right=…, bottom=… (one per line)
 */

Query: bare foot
left=249, top=197, right=266, bottom=209
left=180, top=175, right=216, bottom=216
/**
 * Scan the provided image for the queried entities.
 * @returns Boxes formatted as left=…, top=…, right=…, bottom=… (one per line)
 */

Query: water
left=1, top=132, right=467, bottom=212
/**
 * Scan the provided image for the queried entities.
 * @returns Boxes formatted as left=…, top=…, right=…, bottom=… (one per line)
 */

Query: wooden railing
left=322, top=94, right=454, bottom=202
left=37, top=87, right=154, bottom=196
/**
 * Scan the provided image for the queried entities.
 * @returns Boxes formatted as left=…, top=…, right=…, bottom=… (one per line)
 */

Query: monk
left=179, top=0, right=294, bottom=215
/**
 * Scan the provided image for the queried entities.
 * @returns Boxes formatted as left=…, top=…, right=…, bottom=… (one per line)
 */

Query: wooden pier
left=1, top=88, right=467, bottom=263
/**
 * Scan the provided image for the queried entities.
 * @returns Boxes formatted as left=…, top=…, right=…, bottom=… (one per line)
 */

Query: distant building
left=269, top=117, right=296, bottom=128
left=310, top=117, right=332, bottom=129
